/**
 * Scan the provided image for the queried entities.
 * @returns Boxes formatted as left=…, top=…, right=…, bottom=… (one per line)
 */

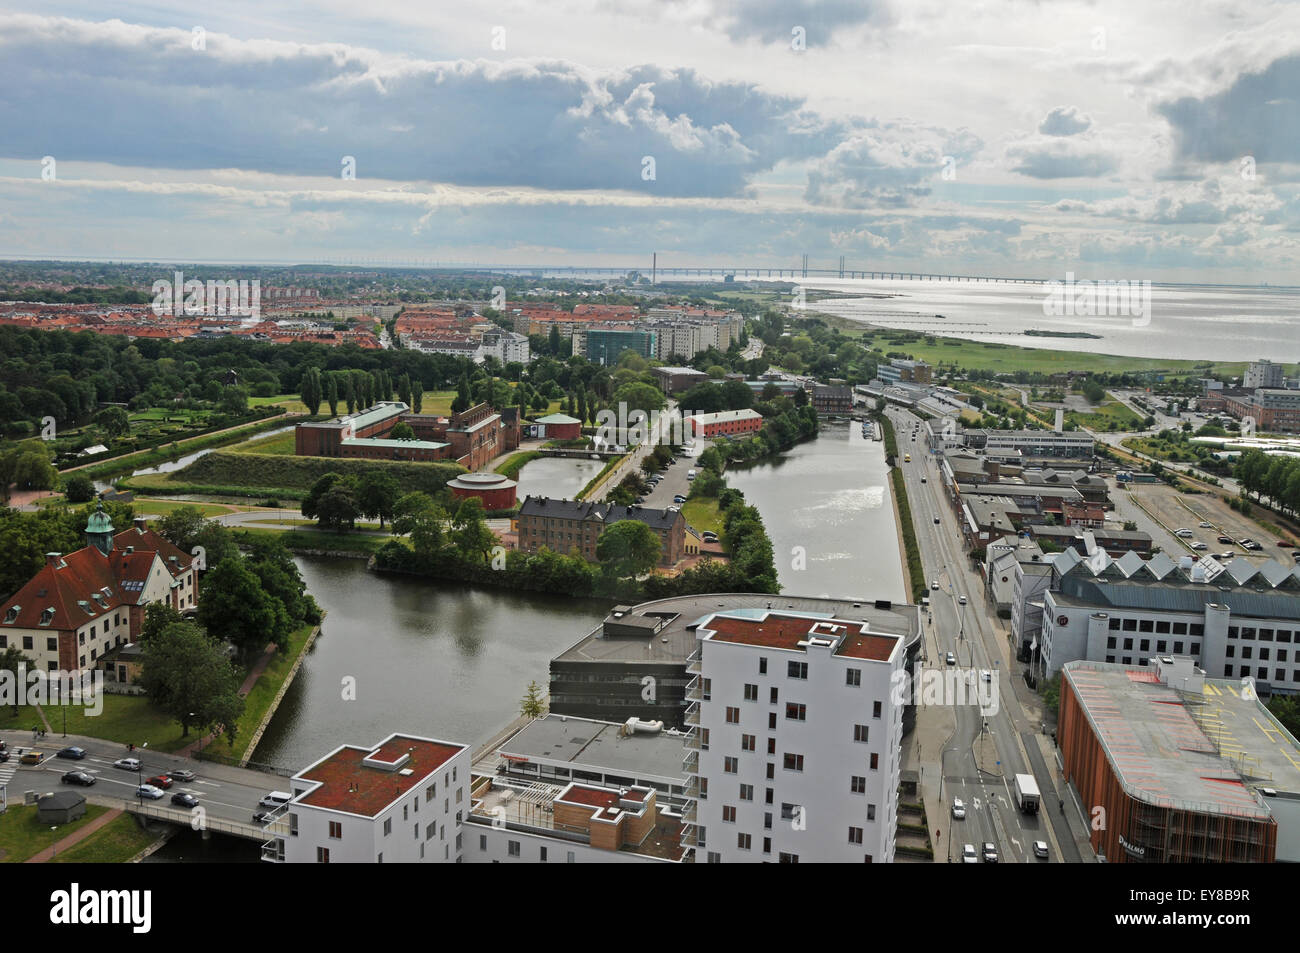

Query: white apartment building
left=684, top=609, right=905, bottom=863
left=1245, top=359, right=1285, bottom=390
left=267, top=733, right=471, bottom=864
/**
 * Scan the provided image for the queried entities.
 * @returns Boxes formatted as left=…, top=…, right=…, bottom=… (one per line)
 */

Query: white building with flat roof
left=684, top=608, right=905, bottom=863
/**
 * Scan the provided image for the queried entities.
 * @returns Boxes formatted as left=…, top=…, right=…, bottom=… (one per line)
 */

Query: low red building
left=533, top=413, right=583, bottom=440
left=685, top=408, right=763, bottom=439
left=447, top=471, right=518, bottom=510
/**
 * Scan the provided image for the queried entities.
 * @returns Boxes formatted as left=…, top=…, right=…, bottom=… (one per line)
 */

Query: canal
left=512, top=454, right=606, bottom=500
left=726, top=420, right=905, bottom=603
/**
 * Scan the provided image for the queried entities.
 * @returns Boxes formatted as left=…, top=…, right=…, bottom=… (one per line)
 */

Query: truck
left=1014, top=773, right=1041, bottom=814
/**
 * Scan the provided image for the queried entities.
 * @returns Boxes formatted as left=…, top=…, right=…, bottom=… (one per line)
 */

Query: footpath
left=25, top=808, right=125, bottom=863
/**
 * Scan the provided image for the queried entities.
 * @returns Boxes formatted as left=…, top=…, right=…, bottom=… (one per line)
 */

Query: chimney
left=125, top=546, right=134, bottom=554
left=133, top=517, right=148, bottom=532
left=45, top=552, right=62, bottom=568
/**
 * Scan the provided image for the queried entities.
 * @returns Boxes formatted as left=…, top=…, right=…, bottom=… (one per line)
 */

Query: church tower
left=84, top=502, right=115, bottom=556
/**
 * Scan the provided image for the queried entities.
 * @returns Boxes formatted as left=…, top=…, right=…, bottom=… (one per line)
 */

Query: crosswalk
left=0, top=758, right=19, bottom=790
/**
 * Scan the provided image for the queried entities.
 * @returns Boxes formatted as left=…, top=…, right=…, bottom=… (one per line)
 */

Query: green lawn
left=230, top=431, right=296, bottom=455
left=0, top=695, right=194, bottom=753
left=215, top=623, right=316, bottom=762
left=1065, top=395, right=1144, bottom=431
left=49, top=813, right=160, bottom=863
left=0, top=804, right=111, bottom=863
left=133, top=498, right=237, bottom=518
left=234, top=526, right=390, bottom=555
left=249, top=393, right=311, bottom=414
left=682, top=497, right=723, bottom=536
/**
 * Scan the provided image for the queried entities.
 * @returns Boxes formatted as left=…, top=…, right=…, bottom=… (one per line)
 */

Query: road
left=1, top=729, right=290, bottom=836
left=887, top=406, right=1082, bottom=863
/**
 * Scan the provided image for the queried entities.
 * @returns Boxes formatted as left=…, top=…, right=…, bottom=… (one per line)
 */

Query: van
left=687, top=469, right=697, bottom=481
left=259, top=791, right=293, bottom=810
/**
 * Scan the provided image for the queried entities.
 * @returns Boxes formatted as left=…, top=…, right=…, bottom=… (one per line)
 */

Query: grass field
left=234, top=526, right=390, bottom=555
left=132, top=498, right=237, bottom=517
left=682, top=497, right=723, bottom=535
left=49, top=813, right=160, bottom=863
left=214, top=623, right=315, bottom=762
left=230, top=430, right=296, bottom=455
left=1065, top=395, right=1144, bottom=431
left=0, top=804, right=113, bottom=863
left=250, top=393, right=311, bottom=414
left=0, top=694, right=197, bottom=752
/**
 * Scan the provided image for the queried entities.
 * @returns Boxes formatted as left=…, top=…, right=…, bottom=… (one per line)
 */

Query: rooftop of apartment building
left=479, top=713, right=689, bottom=786
left=1063, top=660, right=1291, bottom=816
left=293, top=734, right=466, bottom=818
left=701, top=612, right=900, bottom=661
left=553, top=592, right=920, bottom=666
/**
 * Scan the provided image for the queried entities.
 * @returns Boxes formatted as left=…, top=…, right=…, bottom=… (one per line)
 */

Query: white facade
left=685, top=611, right=904, bottom=863
left=463, top=824, right=675, bottom=863
left=1245, top=360, right=1285, bottom=390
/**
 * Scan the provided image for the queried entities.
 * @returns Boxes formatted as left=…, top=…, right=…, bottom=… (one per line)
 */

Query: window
left=744, top=683, right=758, bottom=701
left=707, top=852, right=721, bottom=864
left=383, top=818, right=392, bottom=836
left=846, top=668, right=861, bottom=686
left=780, top=802, right=801, bottom=820
left=851, top=775, right=866, bottom=794
left=779, top=852, right=799, bottom=863
left=722, top=805, right=737, bottom=822
left=741, top=734, right=756, bottom=751
left=854, top=724, right=869, bottom=743
left=764, top=812, right=772, bottom=829
left=872, top=701, right=882, bottom=719
left=768, top=712, right=777, bottom=730
left=867, top=804, right=876, bottom=821
left=786, top=702, right=807, bottom=721
left=740, top=784, right=753, bottom=801
left=316, top=846, right=330, bottom=864
left=783, top=753, right=805, bottom=772
left=759, top=657, right=767, bottom=674
left=848, top=827, right=864, bottom=845
left=480, top=835, right=487, bottom=851
left=425, top=822, right=435, bottom=840
left=737, top=833, right=752, bottom=850
left=540, top=846, right=547, bottom=862
left=726, top=706, right=740, bottom=724
left=763, top=837, right=772, bottom=854
left=788, top=661, right=808, bottom=679
left=328, top=821, right=342, bottom=839
left=724, top=756, right=738, bottom=774
left=508, top=840, right=520, bottom=857
left=870, top=753, right=879, bottom=770
left=766, top=763, right=774, bottom=779
left=46, top=637, right=56, bottom=652
left=769, top=686, right=778, bottom=704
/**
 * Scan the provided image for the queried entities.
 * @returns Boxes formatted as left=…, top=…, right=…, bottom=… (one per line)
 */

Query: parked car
left=982, top=842, right=999, bottom=863
left=931, top=580, right=939, bottom=590
left=951, top=798, right=966, bottom=819
left=56, top=746, right=87, bottom=760
left=981, top=670, right=992, bottom=682
left=1218, top=552, right=1236, bottom=560
left=168, top=769, right=197, bottom=782
left=1033, top=840, right=1049, bottom=859
left=1175, top=528, right=1193, bottom=538
left=962, top=843, right=978, bottom=864
left=253, top=811, right=277, bottom=825
left=62, top=770, right=96, bottom=787
left=113, top=758, right=141, bottom=771
left=1217, top=535, right=1234, bottom=544
left=920, top=476, right=927, bottom=483
left=1191, top=542, right=1208, bottom=551
left=673, top=495, right=687, bottom=504
left=146, top=775, right=173, bottom=789
left=136, top=784, right=166, bottom=800
left=1199, top=521, right=1214, bottom=529
left=171, top=792, right=200, bottom=808
left=19, top=750, right=44, bottom=765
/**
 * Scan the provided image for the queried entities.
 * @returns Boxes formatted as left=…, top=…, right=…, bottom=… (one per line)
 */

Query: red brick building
left=684, top=408, right=763, bottom=439
left=513, top=497, right=686, bottom=568
left=447, top=471, right=518, bottom=510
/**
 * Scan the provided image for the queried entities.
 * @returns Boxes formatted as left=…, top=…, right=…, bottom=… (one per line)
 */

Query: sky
left=1, top=0, right=1298, bottom=282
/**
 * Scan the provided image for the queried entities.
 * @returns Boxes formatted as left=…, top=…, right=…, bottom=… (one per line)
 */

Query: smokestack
left=1054, top=408, right=1064, bottom=432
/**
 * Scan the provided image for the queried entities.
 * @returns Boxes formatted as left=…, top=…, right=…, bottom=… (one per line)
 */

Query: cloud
left=1007, top=142, right=1118, bottom=179
left=1157, top=53, right=1300, bottom=163
left=1037, top=106, right=1091, bottom=137
left=0, top=15, right=832, bottom=199
left=703, top=0, right=891, bottom=44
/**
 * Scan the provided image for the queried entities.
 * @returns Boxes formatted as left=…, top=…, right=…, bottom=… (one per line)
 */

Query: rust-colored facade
left=448, top=472, right=518, bottom=510
left=1059, top=670, right=1277, bottom=863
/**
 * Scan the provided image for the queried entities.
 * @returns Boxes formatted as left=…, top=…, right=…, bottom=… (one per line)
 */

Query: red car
left=146, top=774, right=173, bottom=789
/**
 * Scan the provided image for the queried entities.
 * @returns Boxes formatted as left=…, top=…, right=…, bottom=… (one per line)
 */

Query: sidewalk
left=177, top=640, right=277, bottom=758
left=26, top=808, right=124, bottom=863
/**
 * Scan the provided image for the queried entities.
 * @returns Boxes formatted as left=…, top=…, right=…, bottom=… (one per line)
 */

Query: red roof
left=1, top=547, right=134, bottom=632
left=295, top=735, right=465, bottom=817
left=706, top=613, right=897, bottom=662
left=559, top=785, right=621, bottom=810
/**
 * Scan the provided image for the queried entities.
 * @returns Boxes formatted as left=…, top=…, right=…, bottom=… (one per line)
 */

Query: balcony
left=686, top=648, right=701, bottom=675
left=683, top=777, right=700, bottom=799
left=684, top=701, right=700, bottom=727
left=260, top=838, right=285, bottom=863
left=682, top=749, right=698, bottom=775
left=685, top=674, right=701, bottom=702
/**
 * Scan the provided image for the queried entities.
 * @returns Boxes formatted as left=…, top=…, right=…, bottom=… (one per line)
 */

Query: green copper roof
left=84, top=502, right=115, bottom=534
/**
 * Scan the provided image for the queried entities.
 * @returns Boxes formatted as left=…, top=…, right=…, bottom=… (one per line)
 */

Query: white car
left=1033, top=840, right=1049, bottom=859
left=980, top=670, right=992, bottom=682
left=951, top=798, right=966, bottom=819
left=962, top=843, right=978, bottom=864
left=1191, top=542, right=1208, bottom=551
left=945, top=652, right=957, bottom=666
left=1175, top=528, right=1193, bottom=538
left=958, top=595, right=968, bottom=606
left=135, top=784, right=165, bottom=800
left=931, top=580, right=940, bottom=590
left=113, top=757, right=141, bottom=771
left=1199, top=521, right=1213, bottom=529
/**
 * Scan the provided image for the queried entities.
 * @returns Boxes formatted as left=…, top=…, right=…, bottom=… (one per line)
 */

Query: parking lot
left=1114, top=480, right=1298, bottom=564
left=641, top=438, right=714, bottom=512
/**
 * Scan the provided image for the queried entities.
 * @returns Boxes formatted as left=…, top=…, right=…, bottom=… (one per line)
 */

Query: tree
left=156, top=505, right=209, bottom=553
left=62, top=472, right=96, bottom=503
left=451, top=372, right=472, bottom=414
left=411, top=379, right=424, bottom=413
left=596, top=520, right=662, bottom=578
left=520, top=680, right=547, bottom=719
left=0, top=645, right=33, bottom=714
left=138, top=621, right=245, bottom=739
left=0, top=439, right=58, bottom=500
left=397, top=373, right=412, bottom=408
left=93, top=406, right=130, bottom=438
left=357, top=472, right=400, bottom=529
left=450, top=497, right=496, bottom=562
left=300, top=367, right=323, bottom=416
left=326, top=373, right=340, bottom=416
left=219, top=387, right=248, bottom=415
left=315, top=484, right=360, bottom=532
left=197, top=559, right=285, bottom=662
left=389, top=421, right=416, bottom=440
left=141, top=602, right=184, bottom=643
left=392, top=492, right=446, bottom=555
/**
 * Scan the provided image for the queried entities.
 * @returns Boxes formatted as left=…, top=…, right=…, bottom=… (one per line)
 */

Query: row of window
left=1106, top=637, right=1201, bottom=655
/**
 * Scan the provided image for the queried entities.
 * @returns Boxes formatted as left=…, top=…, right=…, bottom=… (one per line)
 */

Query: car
left=1243, top=541, right=1262, bottom=551
left=961, top=843, right=978, bottom=864
left=136, top=784, right=165, bottom=800
left=931, top=580, right=939, bottom=590
left=945, top=652, right=956, bottom=666
left=1175, top=528, right=1193, bottom=538
left=634, top=496, right=646, bottom=504
left=701, top=532, right=719, bottom=542
left=982, top=842, right=999, bottom=863
left=1033, top=840, right=1049, bottom=859
left=62, top=770, right=96, bottom=786
left=171, top=792, right=199, bottom=808
left=958, top=595, right=967, bottom=606
left=1218, top=551, right=1235, bottom=560
left=1218, top=535, right=1234, bottom=544
left=933, top=516, right=941, bottom=524
left=56, top=746, right=86, bottom=760
left=1191, top=542, right=1208, bottom=551
left=19, top=750, right=44, bottom=765
left=146, top=775, right=173, bottom=789
left=253, top=811, right=277, bottom=825
left=951, top=798, right=966, bottom=819
left=980, top=670, right=992, bottom=682
left=920, top=477, right=927, bottom=483
left=1199, top=521, right=1214, bottom=529
left=673, top=495, right=687, bottom=504
left=167, top=769, right=197, bottom=782
left=113, top=757, right=141, bottom=771
left=0, top=749, right=7, bottom=763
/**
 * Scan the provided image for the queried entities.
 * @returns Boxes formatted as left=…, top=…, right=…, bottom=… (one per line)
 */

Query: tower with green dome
left=84, top=502, right=115, bottom=556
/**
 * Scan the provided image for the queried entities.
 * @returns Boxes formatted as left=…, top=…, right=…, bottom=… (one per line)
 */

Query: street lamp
left=50, top=825, right=59, bottom=859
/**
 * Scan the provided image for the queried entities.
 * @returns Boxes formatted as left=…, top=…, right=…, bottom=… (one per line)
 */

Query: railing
left=682, top=750, right=698, bottom=774
left=120, top=798, right=291, bottom=840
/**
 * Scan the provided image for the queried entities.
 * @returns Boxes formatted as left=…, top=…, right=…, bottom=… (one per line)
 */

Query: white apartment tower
left=683, top=609, right=905, bottom=863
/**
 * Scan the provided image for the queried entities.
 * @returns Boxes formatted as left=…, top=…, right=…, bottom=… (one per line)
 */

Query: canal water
left=726, top=420, right=906, bottom=603
left=253, top=558, right=608, bottom=769
left=94, top=423, right=297, bottom=493
left=512, top=454, right=605, bottom=501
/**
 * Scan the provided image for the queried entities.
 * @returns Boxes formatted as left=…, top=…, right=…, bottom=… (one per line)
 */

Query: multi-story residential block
left=1244, top=359, right=1285, bottom=390
left=514, top=497, right=686, bottom=568
left=684, top=608, right=906, bottom=862
left=265, top=733, right=470, bottom=864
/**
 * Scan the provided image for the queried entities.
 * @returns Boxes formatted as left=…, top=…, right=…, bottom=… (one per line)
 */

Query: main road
left=886, top=406, right=1086, bottom=863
